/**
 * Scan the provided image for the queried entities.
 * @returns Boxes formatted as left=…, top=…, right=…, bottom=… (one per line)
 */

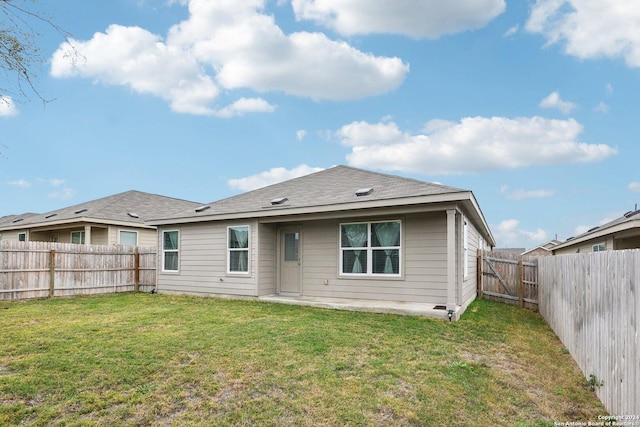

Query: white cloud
left=501, top=186, right=555, bottom=200
left=51, top=1, right=409, bottom=115
left=227, top=164, right=325, bottom=191
left=8, top=178, right=75, bottom=200
left=594, top=102, right=609, bottom=113
left=526, top=0, right=640, bottom=68
left=605, top=83, right=613, bottom=95
left=8, top=179, right=31, bottom=189
left=573, top=212, right=623, bottom=236
left=48, top=187, right=76, bottom=200
left=296, top=130, right=307, bottom=141
left=493, top=219, right=548, bottom=248
left=539, top=91, right=576, bottom=114
left=0, top=96, right=18, bottom=117
left=51, top=25, right=220, bottom=115
left=423, top=119, right=456, bottom=134
left=214, top=98, right=276, bottom=118
left=504, top=24, right=519, bottom=37
left=291, top=0, right=506, bottom=39
left=335, top=116, right=617, bottom=175
left=629, top=182, right=640, bottom=192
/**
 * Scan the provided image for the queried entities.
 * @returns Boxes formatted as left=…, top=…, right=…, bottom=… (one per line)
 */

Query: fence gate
left=477, top=250, right=539, bottom=309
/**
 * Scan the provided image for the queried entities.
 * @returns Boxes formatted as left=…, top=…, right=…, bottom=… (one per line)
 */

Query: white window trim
left=463, top=218, right=469, bottom=278
left=118, top=229, right=139, bottom=246
left=592, top=242, right=606, bottom=252
left=162, top=230, right=180, bottom=273
left=339, top=220, right=402, bottom=277
left=71, top=231, right=85, bottom=244
left=227, top=225, right=250, bottom=275
left=18, top=232, right=27, bottom=242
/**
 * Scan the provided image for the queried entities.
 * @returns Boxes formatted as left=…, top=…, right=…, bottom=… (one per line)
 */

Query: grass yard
left=1, top=293, right=605, bottom=426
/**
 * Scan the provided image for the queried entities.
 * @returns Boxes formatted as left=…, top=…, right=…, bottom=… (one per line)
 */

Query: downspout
left=446, top=209, right=457, bottom=321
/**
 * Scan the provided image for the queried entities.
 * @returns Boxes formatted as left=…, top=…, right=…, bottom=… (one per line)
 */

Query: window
left=228, top=226, right=249, bottom=273
left=18, top=232, right=26, bottom=242
left=284, top=232, right=299, bottom=261
left=593, top=243, right=606, bottom=252
left=340, top=221, right=401, bottom=276
left=119, top=230, right=138, bottom=247
left=71, top=231, right=85, bottom=244
left=162, top=230, right=179, bottom=272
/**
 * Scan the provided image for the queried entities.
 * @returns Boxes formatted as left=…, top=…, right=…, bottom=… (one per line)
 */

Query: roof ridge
left=335, top=165, right=465, bottom=192
left=199, top=167, right=338, bottom=207
left=204, top=165, right=466, bottom=208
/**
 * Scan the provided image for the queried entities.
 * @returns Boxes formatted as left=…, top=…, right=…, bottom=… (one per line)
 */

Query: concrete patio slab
left=259, top=295, right=457, bottom=320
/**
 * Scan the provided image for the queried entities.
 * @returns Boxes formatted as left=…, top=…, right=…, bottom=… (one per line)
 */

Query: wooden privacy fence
left=477, top=250, right=539, bottom=309
left=538, top=250, right=639, bottom=416
left=0, top=241, right=156, bottom=300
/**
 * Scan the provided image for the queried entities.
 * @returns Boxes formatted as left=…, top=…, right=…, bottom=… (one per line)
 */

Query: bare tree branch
left=0, top=0, right=75, bottom=105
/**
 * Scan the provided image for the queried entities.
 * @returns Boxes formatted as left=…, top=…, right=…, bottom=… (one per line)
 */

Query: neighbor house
left=521, top=239, right=561, bottom=257
left=553, top=209, right=640, bottom=254
left=148, top=166, right=495, bottom=319
left=0, top=191, right=201, bottom=247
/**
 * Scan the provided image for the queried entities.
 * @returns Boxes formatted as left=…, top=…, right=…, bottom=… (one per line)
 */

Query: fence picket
left=479, top=250, right=539, bottom=309
left=0, top=241, right=156, bottom=300
left=538, top=250, right=640, bottom=415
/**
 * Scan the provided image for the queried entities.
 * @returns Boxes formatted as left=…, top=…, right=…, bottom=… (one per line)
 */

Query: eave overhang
left=0, top=217, right=155, bottom=232
left=148, top=191, right=496, bottom=247
left=553, top=218, right=640, bottom=251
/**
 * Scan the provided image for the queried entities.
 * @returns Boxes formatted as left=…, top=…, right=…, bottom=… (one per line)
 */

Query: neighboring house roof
left=149, top=165, right=496, bottom=246
left=521, top=240, right=562, bottom=256
left=553, top=209, right=640, bottom=251
left=0, top=213, right=38, bottom=226
left=0, top=191, right=202, bottom=232
left=493, top=248, right=526, bottom=255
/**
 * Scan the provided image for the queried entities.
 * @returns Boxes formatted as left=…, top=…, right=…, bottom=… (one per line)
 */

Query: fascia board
left=463, top=192, right=496, bottom=247
left=0, top=217, right=155, bottom=232
left=147, top=192, right=474, bottom=226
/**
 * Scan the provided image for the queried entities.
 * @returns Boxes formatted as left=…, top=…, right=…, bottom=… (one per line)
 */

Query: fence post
left=477, top=249, right=483, bottom=300
left=134, top=248, right=140, bottom=292
left=49, top=250, right=56, bottom=298
left=518, top=258, right=524, bottom=308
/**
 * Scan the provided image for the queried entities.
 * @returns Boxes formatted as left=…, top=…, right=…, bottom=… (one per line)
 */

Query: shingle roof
left=151, top=165, right=468, bottom=222
left=0, top=191, right=202, bottom=230
left=554, top=209, right=640, bottom=250
left=0, top=213, right=38, bottom=226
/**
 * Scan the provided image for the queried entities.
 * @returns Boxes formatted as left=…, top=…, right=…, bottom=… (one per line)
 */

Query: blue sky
left=1, top=0, right=639, bottom=250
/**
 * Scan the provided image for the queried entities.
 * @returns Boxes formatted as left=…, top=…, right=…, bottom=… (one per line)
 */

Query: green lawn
left=0, top=293, right=605, bottom=426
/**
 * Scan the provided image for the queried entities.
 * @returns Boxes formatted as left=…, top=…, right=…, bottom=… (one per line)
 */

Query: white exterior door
left=279, top=228, right=301, bottom=295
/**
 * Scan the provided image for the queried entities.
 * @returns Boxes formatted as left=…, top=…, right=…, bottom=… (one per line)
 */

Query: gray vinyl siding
left=90, top=228, right=108, bottom=245
left=110, top=227, right=157, bottom=247
left=257, top=223, right=277, bottom=296
left=554, top=236, right=615, bottom=254
left=156, top=209, right=476, bottom=306
left=300, top=212, right=449, bottom=304
left=461, top=217, right=481, bottom=308
left=0, top=230, right=27, bottom=241
left=157, top=220, right=259, bottom=297
left=10, top=226, right=157, bottom=246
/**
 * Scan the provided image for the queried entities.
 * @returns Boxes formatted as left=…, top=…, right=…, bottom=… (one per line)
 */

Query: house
left=492, top=247, right=526, bottom=256
left=521, top=240, right=561, bottom=257
left=0, top=191, right=202, bottom=247
left=148, top=166, right=495, bottom=320
left=553, top=209, right=640, bottom=254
